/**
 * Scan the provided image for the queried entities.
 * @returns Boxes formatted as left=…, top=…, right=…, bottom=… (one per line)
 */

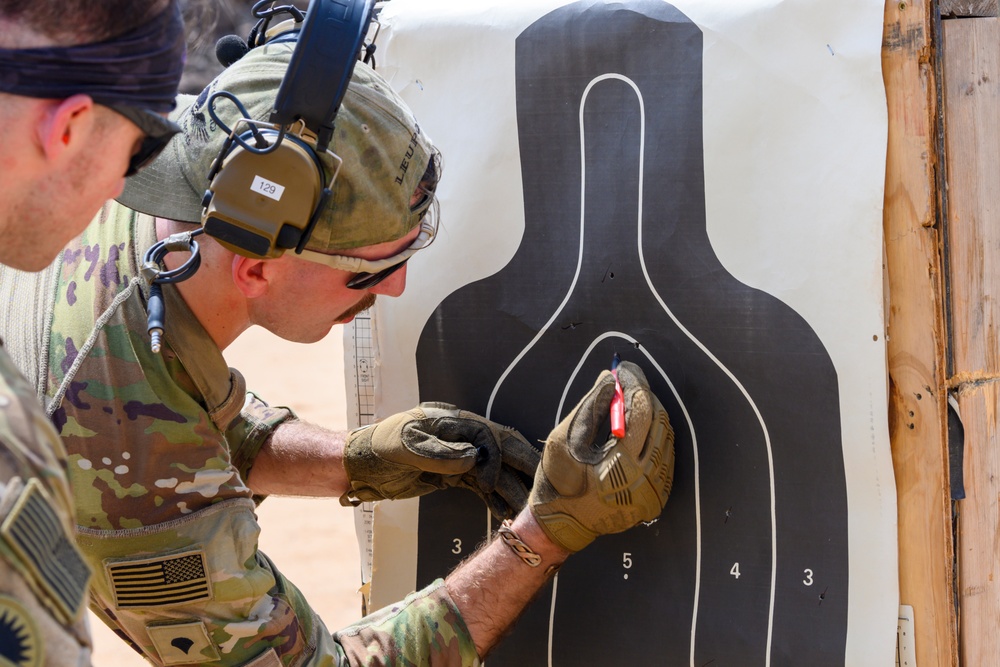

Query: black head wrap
left=0, top=2, right=185, bottom=112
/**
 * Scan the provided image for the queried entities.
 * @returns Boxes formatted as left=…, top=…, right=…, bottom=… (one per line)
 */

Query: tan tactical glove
left=341, top=402, right=540, bottom=519
left=529, top=361, right=675, bottom=552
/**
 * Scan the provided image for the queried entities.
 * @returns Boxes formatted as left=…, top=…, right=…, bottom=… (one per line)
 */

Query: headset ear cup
left=202, top=130, right=325, bottom=259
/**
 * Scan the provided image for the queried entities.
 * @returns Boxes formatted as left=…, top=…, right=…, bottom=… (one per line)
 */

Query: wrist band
left=497, top=520, right=561, bottom=576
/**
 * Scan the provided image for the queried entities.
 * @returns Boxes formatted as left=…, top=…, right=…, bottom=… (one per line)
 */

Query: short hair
left=0, top=0, right=176, bottom=46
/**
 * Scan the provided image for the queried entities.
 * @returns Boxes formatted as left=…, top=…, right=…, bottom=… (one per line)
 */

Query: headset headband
left=272, top=0, right=375, bottom=152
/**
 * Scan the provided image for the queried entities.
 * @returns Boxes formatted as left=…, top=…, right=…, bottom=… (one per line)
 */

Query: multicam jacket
left=27, top=201, right=479, bottom=666
left=0, top=345, right=92, bottom=666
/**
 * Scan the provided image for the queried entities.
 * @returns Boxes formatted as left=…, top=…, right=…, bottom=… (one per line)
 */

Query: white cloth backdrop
left=345, top=1, right=893, bottom=664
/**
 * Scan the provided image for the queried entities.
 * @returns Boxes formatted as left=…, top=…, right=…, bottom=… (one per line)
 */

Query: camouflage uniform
left=0, top=345, right=92, bottom=666
left=27, top=201, right=480, bottom=666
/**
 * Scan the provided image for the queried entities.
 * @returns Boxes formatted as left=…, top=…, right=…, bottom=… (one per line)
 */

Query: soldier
left=2, top=31, right=676, bottom=666
left=0, top=1, right=186, bottom=665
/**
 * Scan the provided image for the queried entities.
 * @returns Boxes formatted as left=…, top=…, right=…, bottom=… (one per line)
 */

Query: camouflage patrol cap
left=116, top=37, right=434, bottom=252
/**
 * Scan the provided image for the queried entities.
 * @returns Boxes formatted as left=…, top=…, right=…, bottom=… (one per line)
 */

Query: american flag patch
left=1, top=477, right=91, bottom=624
left=107, top=550, right=211, bottom=608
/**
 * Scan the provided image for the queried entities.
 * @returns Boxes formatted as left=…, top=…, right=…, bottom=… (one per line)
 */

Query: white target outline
left=484, top=73, right=779, bottom=667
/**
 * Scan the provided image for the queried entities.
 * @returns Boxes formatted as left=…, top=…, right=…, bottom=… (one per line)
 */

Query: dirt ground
left=88, top=325, right=364, bottom=665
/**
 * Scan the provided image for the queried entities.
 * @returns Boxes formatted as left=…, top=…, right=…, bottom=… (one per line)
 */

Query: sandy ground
left=88, top=325, right=364, bottom=665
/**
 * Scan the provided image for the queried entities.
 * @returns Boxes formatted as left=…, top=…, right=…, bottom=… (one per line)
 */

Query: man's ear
left=232, top=254, right=271, bottom=299
left=37, top=94, right=96, bottom=162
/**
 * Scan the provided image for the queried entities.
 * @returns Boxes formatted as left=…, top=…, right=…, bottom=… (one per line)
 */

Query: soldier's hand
left=529, top=361, right=675, bottom=552
left=341, top=402, right=540, bottom=519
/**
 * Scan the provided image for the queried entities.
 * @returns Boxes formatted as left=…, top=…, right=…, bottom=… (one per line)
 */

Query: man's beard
left=337, top=292, right=376, bottom=322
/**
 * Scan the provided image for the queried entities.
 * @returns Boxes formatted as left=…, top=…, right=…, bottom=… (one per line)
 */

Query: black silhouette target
left=412, top=2, right=849, bottom=665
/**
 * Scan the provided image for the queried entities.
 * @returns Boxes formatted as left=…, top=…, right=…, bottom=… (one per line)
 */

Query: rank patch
left=147, top=619, right=220, bottom=665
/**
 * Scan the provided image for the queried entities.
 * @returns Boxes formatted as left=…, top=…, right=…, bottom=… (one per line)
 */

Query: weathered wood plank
left=941, top=16, right=1000, bottom=665
left=882, top=0, right=959, bottom=665
left=940, top=0, right=999, bottom=18
left=952, top=385, right=1000, bottom=663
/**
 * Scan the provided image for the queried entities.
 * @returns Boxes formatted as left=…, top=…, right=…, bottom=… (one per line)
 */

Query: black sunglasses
left=105, top=105, right=182, bottom=177
left=346, top=258, right=408, bottom=290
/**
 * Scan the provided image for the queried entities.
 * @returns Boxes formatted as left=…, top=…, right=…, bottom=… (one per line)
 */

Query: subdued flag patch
left=106, top=550, right=211, bottom=608
left=1, top=478, right=90, bottom=624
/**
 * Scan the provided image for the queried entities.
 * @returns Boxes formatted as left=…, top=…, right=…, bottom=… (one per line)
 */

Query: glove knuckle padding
left=643, top=395, right=675, bottom=506
left=530, top=362, right=676, bottom=552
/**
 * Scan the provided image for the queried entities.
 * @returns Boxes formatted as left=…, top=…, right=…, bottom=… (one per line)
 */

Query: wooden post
left=941, top=16, right=1000, bottom=665
left=882, top=0, right=959, bottom=665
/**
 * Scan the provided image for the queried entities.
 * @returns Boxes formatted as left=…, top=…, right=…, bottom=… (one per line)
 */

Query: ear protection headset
left=142, top=0, right=376, bottom=352
left=201, top=0, right=376, bottom=259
